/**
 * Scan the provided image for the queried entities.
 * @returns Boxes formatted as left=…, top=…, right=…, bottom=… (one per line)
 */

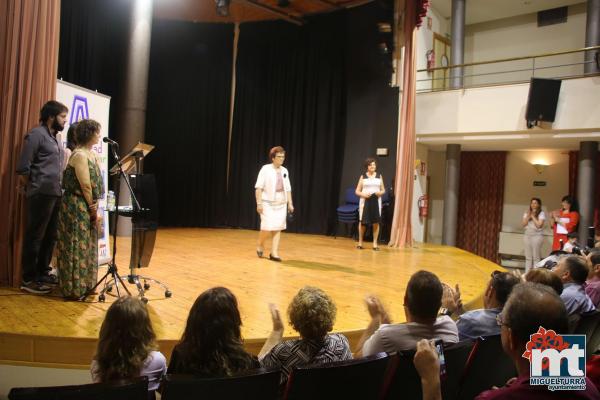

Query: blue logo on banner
left=70, top=95, right=89, bottom=124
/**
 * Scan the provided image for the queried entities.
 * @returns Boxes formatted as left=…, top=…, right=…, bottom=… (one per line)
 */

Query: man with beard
left=16, top=101, right=68, bottom=294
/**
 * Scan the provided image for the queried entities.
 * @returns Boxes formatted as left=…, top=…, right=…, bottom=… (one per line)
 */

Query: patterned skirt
left=57, top=193, right=98, bottom=298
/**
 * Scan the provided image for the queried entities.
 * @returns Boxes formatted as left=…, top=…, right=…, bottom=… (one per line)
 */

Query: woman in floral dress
left=57, top=119, right=104, bottom=299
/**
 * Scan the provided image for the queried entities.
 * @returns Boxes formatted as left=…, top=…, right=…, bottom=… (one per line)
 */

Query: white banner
left=56, top=80, right=111, bottom=265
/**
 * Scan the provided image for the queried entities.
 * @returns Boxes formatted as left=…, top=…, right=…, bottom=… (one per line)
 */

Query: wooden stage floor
left=0, top=228, right=500, bottom=367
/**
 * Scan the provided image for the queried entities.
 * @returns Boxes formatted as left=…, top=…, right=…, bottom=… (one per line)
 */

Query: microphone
left=102, top=137, right=119, bottom=146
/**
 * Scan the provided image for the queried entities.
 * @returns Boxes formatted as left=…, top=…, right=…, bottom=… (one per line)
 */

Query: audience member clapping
left=168, top=287, right=259, bottom=376
left=259, top=286, right=352, bottom=384
left=91, top=296, right=166, bottom=393
left=358, top=270, right=458, bottom=356
left=446, top=271, right=520, bottom=341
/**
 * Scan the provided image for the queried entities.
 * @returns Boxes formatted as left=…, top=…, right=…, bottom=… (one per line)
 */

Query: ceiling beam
left=236, top=0, right=306, bottom=25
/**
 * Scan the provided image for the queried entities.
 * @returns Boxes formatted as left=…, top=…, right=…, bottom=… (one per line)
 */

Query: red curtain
left=0, top=0, right=61, bottom=286
left=456, top=152, right=507, bottom=263
left=568, top=151, right=600, bottom=234
left=389, top=0, right=430, bottom=247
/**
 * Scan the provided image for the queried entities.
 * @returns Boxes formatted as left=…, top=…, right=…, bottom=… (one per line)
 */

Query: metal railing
left=416, top=45, right=600, bottom=93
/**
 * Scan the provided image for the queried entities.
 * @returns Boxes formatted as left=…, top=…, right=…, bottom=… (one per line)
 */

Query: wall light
left=532, top=162, right=548, bottom=174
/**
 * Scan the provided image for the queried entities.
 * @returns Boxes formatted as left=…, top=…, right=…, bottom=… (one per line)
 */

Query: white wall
left=416, top=76, right=600, bottom=136
left=416, top=5, right=450, bottom=92
left=423, top=149, right=570, bottom=253
left=464, top=3, right=588, bottom=86
left=499, top=150, right=569, bottom=256
left=502, top=150, right=569, bottom=233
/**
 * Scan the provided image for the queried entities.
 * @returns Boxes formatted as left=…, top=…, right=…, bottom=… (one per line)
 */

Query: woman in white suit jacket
left=255, top=146, right=294, bottom=262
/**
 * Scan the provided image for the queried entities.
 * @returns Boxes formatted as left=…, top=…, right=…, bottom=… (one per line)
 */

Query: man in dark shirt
left=475, top=283, right=599, bottom=399
left=16, top=101, right=68, bottom=294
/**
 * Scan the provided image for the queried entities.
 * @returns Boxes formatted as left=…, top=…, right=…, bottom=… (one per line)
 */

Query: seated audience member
left=449, top=271, right=520, bottom=340
left=359, top=270, right=458, bottom=356
left=168, top=287, right=259, bottom=376
left=552, top=255, right=595, bottom=319
left=585, top=249, right=600, bottom=308
left=259, top=286, right=352, bottom=384
left=475, top=283, right=599, bottom=399
left=524, top=268, right=563, bottom=295
left=92, top=296, right=166, bottom=394
left=413, top=339, right=442, bottom=400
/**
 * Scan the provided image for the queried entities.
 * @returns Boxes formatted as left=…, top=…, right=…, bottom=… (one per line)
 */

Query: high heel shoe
left=269, top=254, right=282, bottom=262
left=256, top=248, right=264, bottom=258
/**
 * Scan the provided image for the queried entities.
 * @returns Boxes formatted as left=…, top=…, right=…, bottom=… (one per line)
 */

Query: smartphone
left=434, top=339, right=447, bottom=380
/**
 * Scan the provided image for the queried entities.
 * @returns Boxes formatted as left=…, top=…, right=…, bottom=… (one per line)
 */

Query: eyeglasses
left=496, top=312, right=509, bottom=327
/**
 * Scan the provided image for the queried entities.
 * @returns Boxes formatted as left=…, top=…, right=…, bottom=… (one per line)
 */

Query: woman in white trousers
left=522, top=197, right=545, bottom=272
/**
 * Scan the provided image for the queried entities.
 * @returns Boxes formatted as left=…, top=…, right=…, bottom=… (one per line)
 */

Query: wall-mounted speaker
left=525, top=78, right=562, bottom=128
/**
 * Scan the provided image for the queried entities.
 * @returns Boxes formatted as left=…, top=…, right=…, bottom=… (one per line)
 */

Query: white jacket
left=255, top=164, right=292, bottom=202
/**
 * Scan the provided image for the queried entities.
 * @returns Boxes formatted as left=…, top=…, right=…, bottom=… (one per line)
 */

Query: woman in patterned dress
left=355, top=158, right=385, bottom=250
left=57, top=119, right=104, bottom=299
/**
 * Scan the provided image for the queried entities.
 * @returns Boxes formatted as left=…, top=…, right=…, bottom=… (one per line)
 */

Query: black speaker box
left=525, top=78, right=562, bottom=123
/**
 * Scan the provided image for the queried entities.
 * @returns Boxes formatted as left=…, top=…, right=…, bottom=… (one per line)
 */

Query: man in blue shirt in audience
left=447, top=271, right=520, bottom=341
left=552, top=255, right=595, bottom=328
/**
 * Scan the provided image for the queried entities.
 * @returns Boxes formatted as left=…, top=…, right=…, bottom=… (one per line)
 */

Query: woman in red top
left=551, top=195, right=579, bottom=251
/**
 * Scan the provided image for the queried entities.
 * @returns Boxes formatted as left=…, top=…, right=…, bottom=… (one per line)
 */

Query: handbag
left=287, top=210, right=295, bottom=223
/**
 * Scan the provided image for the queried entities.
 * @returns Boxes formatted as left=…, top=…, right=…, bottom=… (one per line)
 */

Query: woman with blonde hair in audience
left=259, top=286, right=352, bottom=384
left=168, top=287, right=259, bottom=376
left=92, top=296, right=166, bottom=394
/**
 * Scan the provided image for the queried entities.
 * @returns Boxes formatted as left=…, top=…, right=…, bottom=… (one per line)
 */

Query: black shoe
left=356, top=245, right=363, bottom=250
left=257, top=249, right=264, bottom=258
left=20, top=281, right=51, bottom=294
left=38, top=274, right=58, bottom=285
left=269, top=254, right=282, bottom=262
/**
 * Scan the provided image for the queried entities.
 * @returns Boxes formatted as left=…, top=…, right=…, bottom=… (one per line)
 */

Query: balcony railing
left=416, top=45, right=600, bottom=93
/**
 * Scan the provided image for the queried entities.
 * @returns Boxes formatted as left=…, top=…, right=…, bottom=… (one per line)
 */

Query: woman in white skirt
left=355, top=158, right=385, bottom=250
left=255, top=146, right=294, bottom=262
left=522, top=197, right=545, bottom=272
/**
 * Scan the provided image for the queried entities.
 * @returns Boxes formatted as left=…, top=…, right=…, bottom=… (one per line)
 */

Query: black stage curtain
left=58, top=0, right=130, bottom=136
left=144, top=21, right=233, bottom=227
left=226, top=15, right=347, bottom=234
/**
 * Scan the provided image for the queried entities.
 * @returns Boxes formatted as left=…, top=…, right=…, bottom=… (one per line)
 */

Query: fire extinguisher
left=418, top=195, right=429, bottom=218
left=426, top=50, right=435, bottom=71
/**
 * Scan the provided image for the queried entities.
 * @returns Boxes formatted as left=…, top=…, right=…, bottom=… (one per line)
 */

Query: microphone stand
left=79, top=141, right=137, bottom=301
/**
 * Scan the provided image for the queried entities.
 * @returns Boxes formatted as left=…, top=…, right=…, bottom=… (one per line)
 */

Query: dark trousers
left=21, top=194, right=61, bottom=282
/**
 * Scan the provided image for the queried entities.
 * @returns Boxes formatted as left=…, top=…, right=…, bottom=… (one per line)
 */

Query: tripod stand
left=80, top=141, right=133, bottom=302
left=102, top=145, right=171, bottom=303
